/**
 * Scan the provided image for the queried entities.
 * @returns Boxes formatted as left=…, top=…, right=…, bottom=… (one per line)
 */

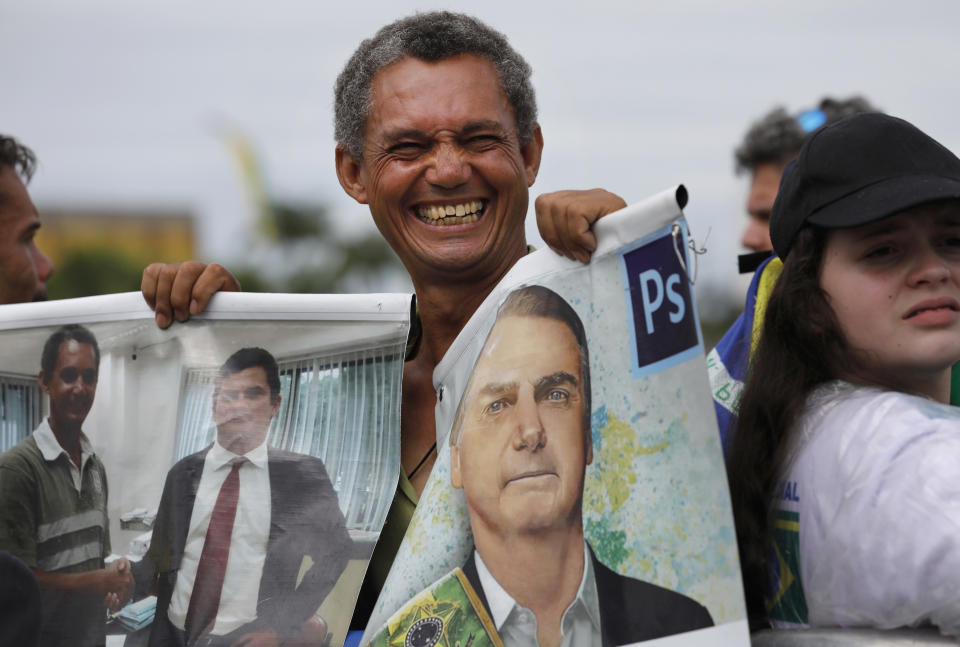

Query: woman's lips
left=904, top=297, right=960, bottom=325
left=903, top=297, right=960, bottom=319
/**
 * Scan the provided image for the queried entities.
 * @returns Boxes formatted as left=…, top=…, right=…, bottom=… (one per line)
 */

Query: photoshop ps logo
left=620, top=222, right=701, bottom=377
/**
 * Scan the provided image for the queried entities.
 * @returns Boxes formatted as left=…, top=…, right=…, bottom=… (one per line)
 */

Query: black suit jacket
left=462, top=544, right=713, bottom=647
left=133, top=446, right=352, bottom=646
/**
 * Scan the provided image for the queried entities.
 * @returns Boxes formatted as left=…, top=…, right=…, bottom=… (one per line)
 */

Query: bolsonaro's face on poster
left=451, top=313, right=592, bottom=540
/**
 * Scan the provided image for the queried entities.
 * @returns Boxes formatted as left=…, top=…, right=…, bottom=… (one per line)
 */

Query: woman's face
left=819, top=202, right=960, bottom=401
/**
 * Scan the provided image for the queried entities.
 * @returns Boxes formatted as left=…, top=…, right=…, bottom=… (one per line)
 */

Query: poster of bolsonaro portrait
left=364, top=187, right=749, bottom=647
left=0, top=292, right=409, bottom=647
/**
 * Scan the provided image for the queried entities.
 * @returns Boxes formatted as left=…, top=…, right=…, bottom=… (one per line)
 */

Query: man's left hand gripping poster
left=0, top=292, right=409, bottom=647
left=365, top=187, right=749, bottom=647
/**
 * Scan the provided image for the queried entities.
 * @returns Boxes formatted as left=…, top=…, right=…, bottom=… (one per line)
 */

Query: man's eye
left=21, top=224, right=40, bottom=244
left=486, top=399, right=506, bottom=414
left=546, top=389, right=568, bottom=402
left=389, top=142, right=424, bottom=156
left=57, top=367, right=97, bottom=384
left=464, top=135, right=499, bottom=150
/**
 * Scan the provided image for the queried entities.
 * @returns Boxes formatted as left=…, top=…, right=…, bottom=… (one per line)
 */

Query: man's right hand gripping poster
left=365, top=186, right=749, bottom=647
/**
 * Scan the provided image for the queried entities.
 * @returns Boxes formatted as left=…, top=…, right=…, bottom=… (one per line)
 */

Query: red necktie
left=184, top=457, right=244, bottom=642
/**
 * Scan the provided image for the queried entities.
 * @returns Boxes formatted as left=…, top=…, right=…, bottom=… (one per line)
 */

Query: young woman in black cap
left=728, top=113, right=960, bottom=635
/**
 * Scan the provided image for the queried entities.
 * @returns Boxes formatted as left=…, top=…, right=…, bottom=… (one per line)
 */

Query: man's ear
left=450, top=444, right=463, bottom=489
left=38, top=372, right=49, bottom=394
left=335, top=146, right=369, bottom=205
left=270, top=395, right=282, bottom=417
left=521, top=123, right=544, bottom=188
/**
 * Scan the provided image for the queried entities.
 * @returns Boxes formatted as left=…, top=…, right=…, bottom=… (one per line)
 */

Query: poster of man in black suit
left=447, top=286, right=713, bottom=647
left=133, top=347, right=352, bottom=647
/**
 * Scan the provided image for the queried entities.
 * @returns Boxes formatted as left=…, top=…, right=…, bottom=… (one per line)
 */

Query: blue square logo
left=621, top=226, right=700, bottom=375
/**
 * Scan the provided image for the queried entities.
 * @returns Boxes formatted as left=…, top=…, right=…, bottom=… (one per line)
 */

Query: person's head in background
left=39, top=324, right=101, bottom=435
left=213, top=346, right=282, bottom=455
left=734, top=96, right=877, bottom=254
left=0, top=136, right=53, bottom=304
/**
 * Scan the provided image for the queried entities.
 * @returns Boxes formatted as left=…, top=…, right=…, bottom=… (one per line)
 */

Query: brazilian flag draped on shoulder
left=365, top=569, right=503, bottom=647
left=707, top=255, right=960, bottom=458
left=706, top=256, right=782, bottom=456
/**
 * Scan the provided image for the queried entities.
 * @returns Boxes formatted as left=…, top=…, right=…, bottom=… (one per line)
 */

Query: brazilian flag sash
left=366, top=568, right=504, bottom=647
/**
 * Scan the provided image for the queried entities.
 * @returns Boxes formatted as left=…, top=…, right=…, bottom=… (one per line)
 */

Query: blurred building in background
left=37, top=207, right=196, bottom=299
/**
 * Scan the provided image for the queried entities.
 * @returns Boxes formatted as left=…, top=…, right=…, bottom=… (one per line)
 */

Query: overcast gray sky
left=3, top=0, right=958, bottom=314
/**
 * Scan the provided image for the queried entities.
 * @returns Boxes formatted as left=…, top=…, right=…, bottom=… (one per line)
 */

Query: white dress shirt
left=168, top=439, right=272, bottom=636
left=474, top=543, right=602, bottom=647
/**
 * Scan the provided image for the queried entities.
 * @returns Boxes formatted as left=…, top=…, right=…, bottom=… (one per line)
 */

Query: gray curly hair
left=334, top=11, right=538, bottom=160
left=734, top=96, right=877, bottom=174
left=0, top=135, right=37, bottom=183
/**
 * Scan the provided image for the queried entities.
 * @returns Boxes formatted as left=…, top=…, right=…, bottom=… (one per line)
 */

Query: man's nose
left=514, top=392, right=545, bottom=452
left=33, top=245, right=53, bottom=284
left=425, top=143, right=470, bottom=189
left=741, top=218, right=772, bottom=254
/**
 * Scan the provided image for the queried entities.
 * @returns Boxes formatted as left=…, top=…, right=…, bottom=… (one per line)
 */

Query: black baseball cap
left=770, top=113, right=960, bottom=258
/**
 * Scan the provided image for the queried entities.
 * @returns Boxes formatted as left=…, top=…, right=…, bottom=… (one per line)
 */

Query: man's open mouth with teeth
left=416, top=200, right=486, bottom=226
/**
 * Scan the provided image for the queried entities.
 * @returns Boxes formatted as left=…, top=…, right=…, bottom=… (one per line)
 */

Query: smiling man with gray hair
left=140, top=14, right=628, bottom=633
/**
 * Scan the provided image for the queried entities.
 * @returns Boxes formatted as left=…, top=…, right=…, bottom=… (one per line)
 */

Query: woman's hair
left=727, top=226, right=865, bottom=625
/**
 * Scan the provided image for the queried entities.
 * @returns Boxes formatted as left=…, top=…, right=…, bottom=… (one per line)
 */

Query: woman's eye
left=864, top=245, right=894, bottom=260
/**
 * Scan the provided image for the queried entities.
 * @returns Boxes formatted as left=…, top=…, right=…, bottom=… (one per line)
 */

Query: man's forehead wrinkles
left=460, top=120, right=508, bottom=134
left=535, top=371, right=578, bottom=388
left=381, top=128, right=427, bottom=143
left=479, top=379, right=518, bottom=396
left=476, top=369, right=577, bottom=396
left=381, top=119, right=508, bottom=143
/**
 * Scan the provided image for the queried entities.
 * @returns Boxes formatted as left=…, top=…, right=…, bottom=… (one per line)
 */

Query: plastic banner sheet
left=0, top=292, right=409, bottom=647
left=366, top=187, right=748, bottom=647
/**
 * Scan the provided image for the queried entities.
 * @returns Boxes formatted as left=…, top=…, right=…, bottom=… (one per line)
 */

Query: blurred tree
left=223, top=130, right=406, bottom=294
left=229, top=267, right=272, bottom=294
left=271, top=203, right=329, bottom=240
left=46, top=247, right=144, bottom=299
